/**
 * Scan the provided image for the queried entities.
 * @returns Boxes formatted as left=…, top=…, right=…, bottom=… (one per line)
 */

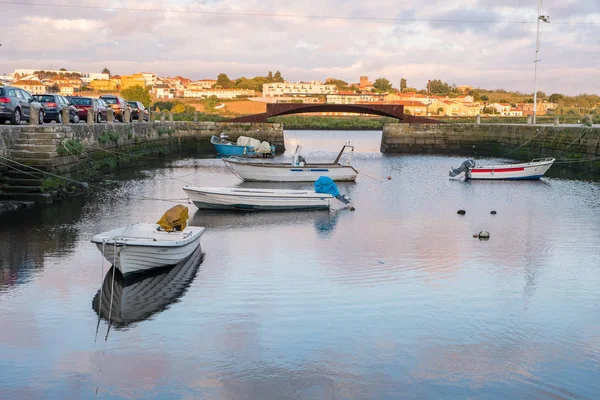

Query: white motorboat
left=450, top=158, right=555, bottom=180
left=91, top=205, right=206, bottom=275
left=183, top=186, right=349, bottom=211
left=223, top=143, right=358, bottom=182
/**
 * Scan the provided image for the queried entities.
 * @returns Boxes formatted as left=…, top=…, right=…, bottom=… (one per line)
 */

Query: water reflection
left=92, top=248, right=204, bottom=329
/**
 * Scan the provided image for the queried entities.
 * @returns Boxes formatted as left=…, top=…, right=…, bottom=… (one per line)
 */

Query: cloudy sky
left=0, top=0, right=598, bottom=94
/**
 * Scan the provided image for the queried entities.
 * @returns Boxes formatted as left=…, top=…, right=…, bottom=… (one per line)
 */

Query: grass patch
left=41, top=177, right=63, bottom=192
left=57, top=139, right=85, bottom=156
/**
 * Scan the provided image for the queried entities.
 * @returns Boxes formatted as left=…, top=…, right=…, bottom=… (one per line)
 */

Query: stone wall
left=0, top=121, right=284, bottom=204
left=382, top=123, right=600, bottom=172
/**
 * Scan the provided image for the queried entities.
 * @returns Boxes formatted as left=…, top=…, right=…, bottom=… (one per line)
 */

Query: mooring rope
left=500, top=128, right=545, bottom=158
left=0, top=154, right=189, bottom=203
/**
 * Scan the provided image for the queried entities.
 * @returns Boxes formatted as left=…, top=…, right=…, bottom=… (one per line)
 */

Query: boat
left=92, top=247, right=204, bottom=328
left=91, top=205, right=206, bottom=275
left=211, top=134, right=275, bottom=158
left=183, top=176, right=351, bottom=211
left=223, top=143, right=358, bottom=182
left=449, top=158, right=555, bottom=180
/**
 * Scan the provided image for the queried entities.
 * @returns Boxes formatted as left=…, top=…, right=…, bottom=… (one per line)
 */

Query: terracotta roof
left=334, top=91, right=359, bottom=95
left=14, top=80, right=44, bottom=85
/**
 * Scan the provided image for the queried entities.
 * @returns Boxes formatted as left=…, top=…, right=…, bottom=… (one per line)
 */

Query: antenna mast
left=533, top=0, right=550, bottom=125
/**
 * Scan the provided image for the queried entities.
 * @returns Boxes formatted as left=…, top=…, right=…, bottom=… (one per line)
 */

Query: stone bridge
left=228, top=103, right=443, bottom=123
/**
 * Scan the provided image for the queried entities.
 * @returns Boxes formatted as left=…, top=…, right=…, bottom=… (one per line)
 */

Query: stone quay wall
left=382, top=123, right=600, bottom=172
left=0, top=121, right=284, bottom=204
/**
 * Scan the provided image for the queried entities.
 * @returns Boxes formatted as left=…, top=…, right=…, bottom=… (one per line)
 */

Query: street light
left=533, top=0, right=550, bottom=125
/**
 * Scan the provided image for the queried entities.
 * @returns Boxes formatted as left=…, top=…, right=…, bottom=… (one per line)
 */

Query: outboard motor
left=449, top=159, right=476, bottom=178
left=314, top=176, right=351, bottom=206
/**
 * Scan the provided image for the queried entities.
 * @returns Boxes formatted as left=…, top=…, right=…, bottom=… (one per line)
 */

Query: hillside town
left=0, top=68, right=562, bottom=118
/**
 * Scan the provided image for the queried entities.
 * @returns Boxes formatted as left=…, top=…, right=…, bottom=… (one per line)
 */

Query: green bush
left=57, top=139, right=85, bottom=155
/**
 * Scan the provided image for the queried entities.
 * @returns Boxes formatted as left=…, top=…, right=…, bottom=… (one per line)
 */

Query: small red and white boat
left=450, top=158, right=555, bottom=180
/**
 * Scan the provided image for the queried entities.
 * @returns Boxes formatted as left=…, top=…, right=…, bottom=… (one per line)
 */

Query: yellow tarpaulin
left=156, top=204, right=189, bottom=232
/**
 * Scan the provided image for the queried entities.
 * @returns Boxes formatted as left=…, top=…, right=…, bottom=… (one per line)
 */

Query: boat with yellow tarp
left=91, top=205, right=206, bottom=275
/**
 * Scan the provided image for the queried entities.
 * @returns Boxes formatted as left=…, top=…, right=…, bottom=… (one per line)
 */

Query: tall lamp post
left=533, top=0, right=550, bottom=125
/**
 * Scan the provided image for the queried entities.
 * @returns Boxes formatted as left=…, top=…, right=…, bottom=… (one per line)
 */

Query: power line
left=0, top=0, right=598, bottom=25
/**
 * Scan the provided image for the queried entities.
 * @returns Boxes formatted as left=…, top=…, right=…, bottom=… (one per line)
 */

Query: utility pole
left=533, top=0, right=550, bottom=125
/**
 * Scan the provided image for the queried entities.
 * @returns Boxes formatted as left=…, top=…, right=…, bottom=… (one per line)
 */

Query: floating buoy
left=457, top=210, right=466, bottom=215
left=473, top=234, right=478, bottom=238
left=349, top=207, right=356, bottom=211
left=491, top=211, right=497, bottom=215
left=478, top=231, right=490, bottom=240
left=387, top=176, right=392, bottom=180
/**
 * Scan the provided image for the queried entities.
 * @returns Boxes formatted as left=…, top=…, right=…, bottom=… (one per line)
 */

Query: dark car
left=68, top=97, right=109, bottom=123
left=99, top=95, right=129, bottom=122
left=33, top=94, right=79, bottom=124
left=127, top=101, right=149, bottom=121
left=0, top=86, right=44, bottom=125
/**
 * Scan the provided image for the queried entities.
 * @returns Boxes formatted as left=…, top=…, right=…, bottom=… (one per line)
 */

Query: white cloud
left=0, top=0, right=597, bottom=95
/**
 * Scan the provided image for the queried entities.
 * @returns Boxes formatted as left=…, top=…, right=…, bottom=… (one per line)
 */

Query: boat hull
left=211, top=136, right=273, bottom=158
left=468, top=159, right=554, bottom=180
left=183, top=187, right=333, bottom=211
left=92, top=225, right=205, bottom=276
left=223, top=160, right=358, bottom=182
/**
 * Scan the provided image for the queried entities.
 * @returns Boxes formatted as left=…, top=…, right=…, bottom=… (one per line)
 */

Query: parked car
left=127, top=101, right=149, bottom=121
left=68, top=96, right=109, bottom=123
left=0, top=86, right=44, bottom=125
left=99, top=95, right=129, bottom=122
left=32, top=94, right=79, bottom=124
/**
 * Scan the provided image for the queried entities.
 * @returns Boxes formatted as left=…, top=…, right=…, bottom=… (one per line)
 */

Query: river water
left=1, top=130, right=599, bottom=400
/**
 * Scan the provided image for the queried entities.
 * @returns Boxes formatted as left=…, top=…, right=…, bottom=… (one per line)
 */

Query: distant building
left=59, top=85, right=74, bottom=96
left=89, top=79, right=117, bottom=92
left=456, top=85, right=473, bottom=94
left=490, top=103, right=512, bottom=116
left=138, top=72, right=157, bottom=86
left=359, top=76, right=373, bottom=90
left=183, top=88, right=256, bottom=99
left=120, top=74, right=146, bottom=90
left=153, top=85, right=174, bottom=99
left=326, top=91, right=386, bottom=104
left=13, top=79, right=45, bottom=94
left=13, top=69, right=108, bottom=83
left=192, top=79, right=217, bottom=89
left=263, top=82, right=336, bottom=97
left=520, top=102, right=557, bottom=116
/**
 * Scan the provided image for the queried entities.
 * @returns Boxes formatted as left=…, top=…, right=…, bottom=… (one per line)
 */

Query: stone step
left=6, top=170, right=49, bottom=179
left=10, top=150, right=59, bottom=159
left=2, top=185, right=44, bottom=193
left=3, top=177, right=45, bottom=186
left=15, top=138, right=61, bottom=146
left=20, top=132, right=66, bottom=140
left=12, top=144, right=58, bottom=152
left=0, top=192, right=53, bottom=204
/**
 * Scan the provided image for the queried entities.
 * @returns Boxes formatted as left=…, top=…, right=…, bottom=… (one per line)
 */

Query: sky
left=0, top=0, right=598, bottom=95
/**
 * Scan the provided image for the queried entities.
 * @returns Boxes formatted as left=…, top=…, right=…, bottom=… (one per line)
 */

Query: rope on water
left=0, top=154, right=189, bottom=204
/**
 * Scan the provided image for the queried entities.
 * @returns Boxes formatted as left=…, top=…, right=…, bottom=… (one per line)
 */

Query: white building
left=192, top=79, right=217, bottom=89
left=490, top=103, right=512, bottom=116
left=326, top=92, right=386, bottom=104
left=153, top=85, right=174, bottom=99
left=263, top=81, right=336, bottom=97
left=183, top=88, right=256, bottom=99
left=139, top=72, right=158, bottom=87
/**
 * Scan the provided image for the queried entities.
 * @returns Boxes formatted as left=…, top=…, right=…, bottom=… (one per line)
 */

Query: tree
left=120, top=85, right=152, bottom=107
left=267, top=71, right=273, bottom=82
left=400, top=78, right=407, bottom=91
left=526, top=98, right=534, bottom=103
left=204, top=95, right=220, bottom=113
left=325, top=78, right=350, bottom=90
left=151, top=101, right=174, bottom=111
left=481, top=95, right=489, bottom=103
left=428, top=79, right=452, bottom=95
left=48, top=84, right=59, bottom=93
left=373, top=77, right=393, bottom=92
left=536, top=91, right=546, bottom=100
left=273, top=70, right=284, bottom=83
left=216, top=73, right=233, bottom=89
left=172, top=102, right=195, bottom=114
left=548, top=93, right=564, bottom=103
left=101, top=68, right=111, bottom=77
left=60, top=68, right=67, bottom=71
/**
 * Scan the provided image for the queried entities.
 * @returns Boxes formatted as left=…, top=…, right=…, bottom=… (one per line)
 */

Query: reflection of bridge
left=228, top=103, right=443, bottom=123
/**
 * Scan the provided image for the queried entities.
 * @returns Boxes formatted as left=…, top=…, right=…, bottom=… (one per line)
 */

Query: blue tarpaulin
left=314, top=176, right=340, bottom=197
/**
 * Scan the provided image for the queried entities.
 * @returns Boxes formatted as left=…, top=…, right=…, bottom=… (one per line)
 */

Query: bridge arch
left=228, top=103, right=442, bottom=123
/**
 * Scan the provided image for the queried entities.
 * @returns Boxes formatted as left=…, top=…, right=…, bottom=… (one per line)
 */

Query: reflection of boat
left=450, top=158, right=555, bottom=180
left=91, top=205, right=206, bottom=275
left=183, top=177, right=350, bottom=211
left=223, top=143, right=358, bottom=182
left=92, top=248, right=204, bottom=328
left=211, top=134, right=275, bottom=158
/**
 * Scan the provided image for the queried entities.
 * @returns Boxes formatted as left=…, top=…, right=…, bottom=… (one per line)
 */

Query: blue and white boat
left=222, top=144, right=358, bottom=182
left=211, top=134, right=275, bottom=158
